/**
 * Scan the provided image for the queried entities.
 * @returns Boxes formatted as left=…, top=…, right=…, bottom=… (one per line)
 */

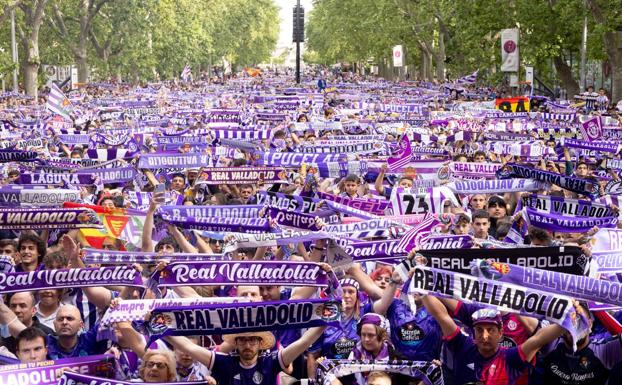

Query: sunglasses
left=209, top=240, right=223, bottom=245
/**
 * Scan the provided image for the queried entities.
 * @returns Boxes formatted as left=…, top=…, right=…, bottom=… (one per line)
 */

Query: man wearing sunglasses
left=164, top=326, right=326, bottom=385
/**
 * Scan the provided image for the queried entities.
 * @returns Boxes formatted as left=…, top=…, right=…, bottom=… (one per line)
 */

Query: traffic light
left=292, top=6, right=304, bottom=43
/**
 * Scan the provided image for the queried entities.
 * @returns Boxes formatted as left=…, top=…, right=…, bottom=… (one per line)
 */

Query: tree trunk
left=553, top=56, right=580, bottom=97
left=603, top=31, right=622, bottom=102
left=22, top=30, right=40, bottom=98
left=435, top=25, right=446, bottom=81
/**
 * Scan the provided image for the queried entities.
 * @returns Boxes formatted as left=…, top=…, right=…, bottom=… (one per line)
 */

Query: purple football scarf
left=137, top=153, right=214, bottom=169
left=153, top=135, right=211, bottom=146
left=387, top=135, right=412, bottom=171
left=316, top=161, right=369, bottom=178
left=255, top=151, right=348, bottom=167
left=59, top=371, right=208, bottom=385
left=299, top=141, right=384, bottom=155
left=418, top=234, right=474, bottom=250
left=522, top=194, right=614, bottom=218
left=98, top=297, right=242, bottom=340
left=162, top=215, right=272, bottom=233
left=472, top=259, right=622, bottom=307
left=410, top=146, right=448, bottom=156
left=84, top=167, right=136, bottom=184
left=317, top=360, right=444, bottom=385
left=483, top=132, right=534, bottom=141
left=86, top=148, right=135, bottom=161
left=255, top=191, right=320, bottom=213
left=144, top=298, right=340, bottom=344
left=316, top=191, right=388, bottom=215
left=222, top=229, right=332, bottom=253
left=0, top=149, right=38, bottom=162
left=407, top=265, right=590, bottom=348
left=158, top=204, right=261, bottom=218
left=445, top=178, right=543, bottom=194
left=580, top=115, right=603, bottom=141
left=266, top=206, right=340, bottom=230
left=449, top=162, right=501, bottom=179
left=486, top=141, right=554, bottom=157
left=16, top=171, right=95, bottom=185
left=0, top=265, right=143, bottom=294
left=560, top=137, right=619, bottom=154
left=0, top=355, right=115, bottom=385
left=81, top=248, right=221, bottom=265
left=0, top=207, right=102, bottom=229
left=417, top=245, right=588, bottom=275
left=210, top=129, right=272, bottom=140
left=497, top=163, right=600, bottom=197
left=323, top=219, right=401, bottom=236
left=155, top=261, right=333, bottom=288
left=523, top=207, right=618, bottom=232
left=331, top=238, right=407, bottom=262
left=591, top=251, right=622, bottom=273
left=195, top=167, right=288, bottom=185
left=0, top=187, right=80, bottom=207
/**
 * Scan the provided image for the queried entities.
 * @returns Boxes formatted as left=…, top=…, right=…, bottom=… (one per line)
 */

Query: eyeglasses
left=145, top=361, right=168, bottom=370
left=236, top=337, right=260, bottom=345
left=209, top=240, right=223, bottom=245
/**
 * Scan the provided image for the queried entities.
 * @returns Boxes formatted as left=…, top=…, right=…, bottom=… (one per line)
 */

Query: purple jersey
left=387, top=298, right=442, bottom=361
left=541, top=336, right=622, bottom=385
left=445, top=327, right=531, bottom=385
left=208, top=350, right=286, bottom=385
left=309, top=302, right=372, bottom=359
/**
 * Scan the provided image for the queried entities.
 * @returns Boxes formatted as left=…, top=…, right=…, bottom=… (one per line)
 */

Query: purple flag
left=387, top=135, right=412, bottom=172
left=580, top=116, right=603, bottom=142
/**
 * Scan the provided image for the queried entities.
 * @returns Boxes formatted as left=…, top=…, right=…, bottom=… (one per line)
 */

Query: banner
left=317, top=360, right=444, bottom=385
left=145, top=298, right=341, bottom=343
left=407, top=265, right=588, bottom=346
left=500, top=28, right=519, bottom=72
left=195, top=167, right=288, bottom=185
left=419, top=245, right=588, bottom=275
left=0, top=355, right=114, bottom=385
left=560, top=137, right=618, bottom=153
left=0, top=207, right=102, bottom=230
left=156, top=261, right=332, bottom=288
left=497, top=163, right=599, bottom=198
left=0, top=265, right=143, bottom=294
left=592, top=251, right=622, bottom=273
left=592, top=228, right=622, bottom=252
left=223, top=229, right=331, bottom=252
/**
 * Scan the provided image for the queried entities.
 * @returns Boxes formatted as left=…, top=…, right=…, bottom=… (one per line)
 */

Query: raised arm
left=0, top=301, right=26, bottom=338
left=374, top=164, right=387, bottom=196
left=164, top=335, right=213, bottom=366
left=347, top=264, right=383, bottom=301
left=372, top=270, right=403, bottom=315
left=421, top=294, right=459, bottom=337
left=281, top=326, right=326, bottom=368
left=520, top=323, right=564, bottom=362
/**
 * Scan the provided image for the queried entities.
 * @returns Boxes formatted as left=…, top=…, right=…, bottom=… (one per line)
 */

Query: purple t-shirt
left=208, top=350, right=285, bottom=385
left=309, top=302, right=372, bottom=359
left=387, top=298, right=442, bottom=361
left=445, top=327, right=531, bottom=385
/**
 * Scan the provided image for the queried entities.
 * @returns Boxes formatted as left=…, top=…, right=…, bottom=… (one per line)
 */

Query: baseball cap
left=472, top=309, right=502, bottom=327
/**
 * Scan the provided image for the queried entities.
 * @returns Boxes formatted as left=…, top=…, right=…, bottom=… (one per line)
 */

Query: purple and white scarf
left=449, top=161, right=501, bottom=179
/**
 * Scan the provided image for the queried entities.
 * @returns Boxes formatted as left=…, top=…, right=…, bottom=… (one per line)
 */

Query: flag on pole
left=456, top=70, right=478, bottom=85
left=46, top=83, right=73, bottom=120
left=181, top=64, right=191, bottom=82
left=387, top=135, right=413, bottom=172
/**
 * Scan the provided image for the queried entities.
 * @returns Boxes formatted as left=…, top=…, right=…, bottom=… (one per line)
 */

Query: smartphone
left=155, top=183, right=166, bottom=194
